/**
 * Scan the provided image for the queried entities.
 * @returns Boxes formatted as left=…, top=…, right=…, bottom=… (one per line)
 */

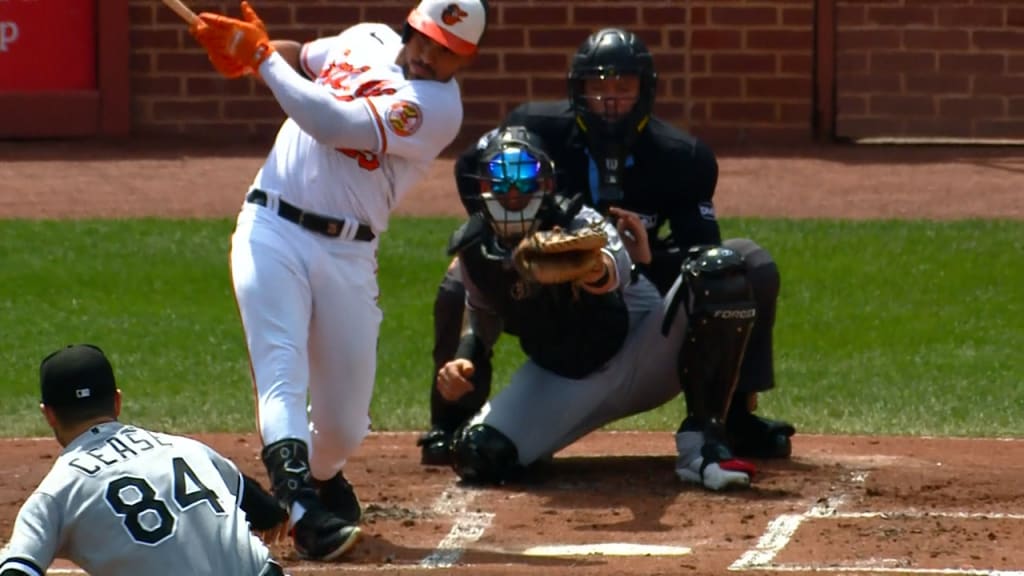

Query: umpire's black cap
left=40, top=344, right=117, bottom=406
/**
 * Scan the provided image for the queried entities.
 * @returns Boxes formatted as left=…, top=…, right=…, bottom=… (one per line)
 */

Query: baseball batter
left=188, top=0, right=489, bottom=560
left=0, top=345, right=286, bottom=576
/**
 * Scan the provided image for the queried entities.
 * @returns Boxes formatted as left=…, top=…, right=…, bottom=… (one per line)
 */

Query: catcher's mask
left=474, top=126, right=555, bottom=243
left=568, top=28, right=657, bottom=207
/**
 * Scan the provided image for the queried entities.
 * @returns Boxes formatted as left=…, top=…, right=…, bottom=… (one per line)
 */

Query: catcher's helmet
left=473, top=126, right=556, bottom=242
left=568, top=28, right=657, bottom=149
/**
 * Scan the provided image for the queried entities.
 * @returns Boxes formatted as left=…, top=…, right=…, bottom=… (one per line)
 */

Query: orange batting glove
left=190, top=18, right=250, bottom=78
left=191, top=1, right=274, bottom=78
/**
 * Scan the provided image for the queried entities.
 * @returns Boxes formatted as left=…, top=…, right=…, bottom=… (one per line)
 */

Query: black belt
left=246, top=189, right=375, bottom=242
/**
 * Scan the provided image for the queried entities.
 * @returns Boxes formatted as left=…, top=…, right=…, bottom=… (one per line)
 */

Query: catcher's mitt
left=512, top=225, right=608, bottom=285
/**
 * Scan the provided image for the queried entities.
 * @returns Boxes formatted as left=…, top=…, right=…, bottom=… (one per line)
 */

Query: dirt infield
left=2, top=433, right=1023, bottom=575
left=1, top=141, right=1023, bottom=575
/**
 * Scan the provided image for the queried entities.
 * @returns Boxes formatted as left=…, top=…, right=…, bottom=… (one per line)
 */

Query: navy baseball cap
left=40, top=344, right=117, bottom=406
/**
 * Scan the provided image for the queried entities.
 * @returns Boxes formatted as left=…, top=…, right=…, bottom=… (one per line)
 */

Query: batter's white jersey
left=0, top=422, right=270, bottom=576
left=255, top=23, right=463, bottom=233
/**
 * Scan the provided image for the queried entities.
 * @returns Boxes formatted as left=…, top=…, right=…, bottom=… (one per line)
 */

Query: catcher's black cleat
left=727, top=411, right=795, bottom=459
left=417, top=428, right=454, bottom=466
left=291, top=500, right=362, bottom=561
left=315, top=472, right=361, bottom=524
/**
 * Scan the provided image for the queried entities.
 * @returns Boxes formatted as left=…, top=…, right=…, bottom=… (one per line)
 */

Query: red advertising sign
left=0, top=0, right=96, bottom=91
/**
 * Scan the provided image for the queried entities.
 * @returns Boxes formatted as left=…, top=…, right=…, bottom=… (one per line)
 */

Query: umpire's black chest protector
left=460, top=243, right=629, bottom=379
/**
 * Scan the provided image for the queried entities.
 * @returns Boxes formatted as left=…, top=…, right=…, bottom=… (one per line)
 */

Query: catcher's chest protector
left=461, top=245, right=629, bottom=379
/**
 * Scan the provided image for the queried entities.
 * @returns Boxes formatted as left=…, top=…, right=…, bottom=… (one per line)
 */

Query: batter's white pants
left=230, top=202, right=381, bottom=480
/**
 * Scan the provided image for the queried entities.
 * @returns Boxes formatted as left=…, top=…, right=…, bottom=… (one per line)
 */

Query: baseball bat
left=160, top=0, right=197, bottom=25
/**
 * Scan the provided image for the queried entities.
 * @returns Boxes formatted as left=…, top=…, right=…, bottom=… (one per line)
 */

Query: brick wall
left=835, top=0, right=1024, bottom=141
left=128, top=0, right=815, bottom=149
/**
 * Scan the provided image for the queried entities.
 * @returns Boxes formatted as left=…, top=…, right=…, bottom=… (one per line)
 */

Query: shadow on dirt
left=441, top=454, right=819, bottom=535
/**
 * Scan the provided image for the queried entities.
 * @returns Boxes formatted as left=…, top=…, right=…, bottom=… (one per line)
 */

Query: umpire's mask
left=568, top=28, right=657, bottom=208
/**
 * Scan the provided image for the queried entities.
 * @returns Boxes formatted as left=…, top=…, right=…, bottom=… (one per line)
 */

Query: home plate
left=522, top=543, right=692, bottom=557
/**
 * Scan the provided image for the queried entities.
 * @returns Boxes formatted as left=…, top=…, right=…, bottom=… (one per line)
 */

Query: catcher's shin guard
left=666, top=246, right=757, bottom=432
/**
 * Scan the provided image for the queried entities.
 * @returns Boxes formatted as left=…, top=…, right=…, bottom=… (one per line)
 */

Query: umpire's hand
left=437, top=359, right=475, bottom=401
left=609, top=206, right=652, bottom=265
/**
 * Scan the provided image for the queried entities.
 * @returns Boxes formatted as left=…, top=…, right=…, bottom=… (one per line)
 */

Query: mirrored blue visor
left=486, top=148, right=542, bottom=195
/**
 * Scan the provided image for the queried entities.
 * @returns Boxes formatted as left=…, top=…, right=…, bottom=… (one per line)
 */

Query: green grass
left=1, top=218, right=1021, bottom=438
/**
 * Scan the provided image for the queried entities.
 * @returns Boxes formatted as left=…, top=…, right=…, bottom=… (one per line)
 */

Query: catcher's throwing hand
left=437, top=359, right=476, bottom=401
left=608, top=206, right=652, bottom=265
left=512, top=225, right=608, bottom=285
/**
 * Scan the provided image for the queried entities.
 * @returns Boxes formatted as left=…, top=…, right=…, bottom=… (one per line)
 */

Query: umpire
left=419, top=27, right=794, bottom=464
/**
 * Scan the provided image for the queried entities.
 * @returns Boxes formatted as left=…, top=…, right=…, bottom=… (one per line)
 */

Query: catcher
left=439, top=126, right=757, bottom=490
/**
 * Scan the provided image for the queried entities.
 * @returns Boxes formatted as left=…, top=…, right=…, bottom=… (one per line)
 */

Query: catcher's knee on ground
left=450, top=423, right=521, bottom=484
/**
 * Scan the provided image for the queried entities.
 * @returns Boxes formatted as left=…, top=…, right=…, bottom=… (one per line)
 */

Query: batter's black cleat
left=417, top=428, right=454, bottom=466
left=315, top=472, right=361, bottom=524
left=291, top=499, right=362, bottom=561
left=727, top=411, right=796, bottom=459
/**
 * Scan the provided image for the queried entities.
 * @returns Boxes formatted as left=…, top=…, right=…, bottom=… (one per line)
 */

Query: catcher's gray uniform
left=463, top=205, right=684, bottom=464
left=0, top=422, right=272, bottom=576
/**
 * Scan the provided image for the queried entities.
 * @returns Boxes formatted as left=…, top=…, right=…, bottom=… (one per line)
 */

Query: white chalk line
left=832, top=511, right=1024, bottom=521
left=730, top=469, right=1024, bottom=575
left=730, top=492, right=848, bottom=569
left=745, top=567, right=1024, bottom=576
left=417, top=482, right=493, bottom=570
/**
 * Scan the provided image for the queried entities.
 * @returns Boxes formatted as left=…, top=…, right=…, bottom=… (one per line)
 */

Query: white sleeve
left=257, top=52, right=381, bottom=151
left=0, top=493, right=61, bottom=576
left=364, top=83, right=463, bottom=161
left=298, top=37, right=334, bottom=79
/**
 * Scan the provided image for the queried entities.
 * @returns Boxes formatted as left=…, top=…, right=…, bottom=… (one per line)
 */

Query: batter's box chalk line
left=730, top=469, right=1024, bottom=575
left=416, top=481, right=692, bottom=569
left=418, top=481, right=494, bottom=569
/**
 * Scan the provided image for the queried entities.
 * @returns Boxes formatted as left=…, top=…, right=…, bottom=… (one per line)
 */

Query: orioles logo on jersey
left=441, top=3, right=468, bottom=25
left=387, top=101, right=423, bottom=137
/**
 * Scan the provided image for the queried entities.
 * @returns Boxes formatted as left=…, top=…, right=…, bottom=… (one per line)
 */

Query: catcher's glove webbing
left=512, top=225, right=608, bottom=285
